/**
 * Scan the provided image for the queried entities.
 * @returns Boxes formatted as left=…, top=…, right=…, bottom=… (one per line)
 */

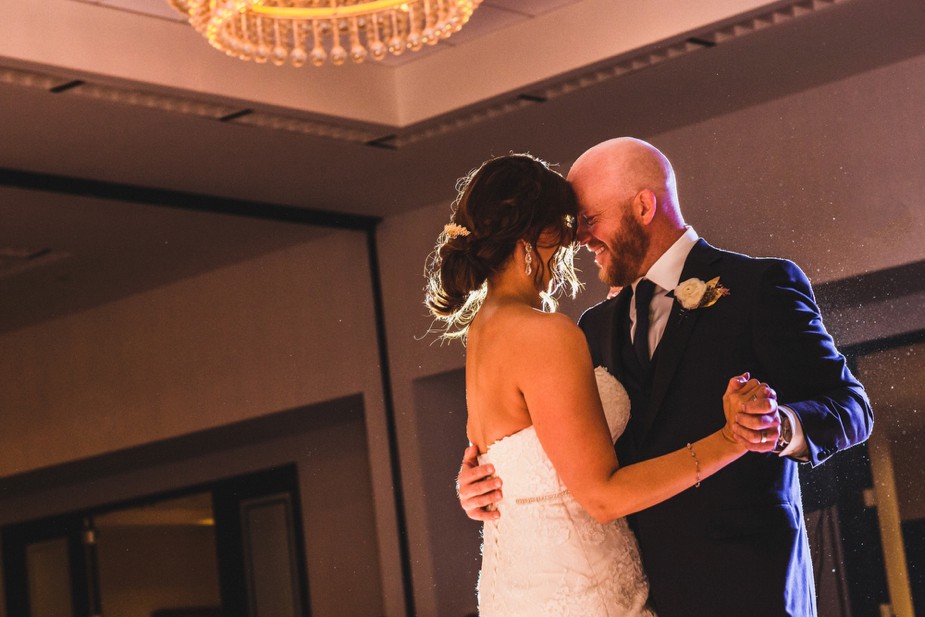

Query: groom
left=457, top=138, right=873, bottom=616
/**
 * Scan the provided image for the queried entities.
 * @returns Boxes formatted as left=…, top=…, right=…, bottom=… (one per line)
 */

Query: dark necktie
left=633, top=278, right=656, bottom=372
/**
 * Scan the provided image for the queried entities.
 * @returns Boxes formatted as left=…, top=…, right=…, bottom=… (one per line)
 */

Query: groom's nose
left=575, top=219, right=591, bottom=246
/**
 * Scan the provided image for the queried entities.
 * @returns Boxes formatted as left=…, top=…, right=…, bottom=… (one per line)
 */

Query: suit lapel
left=636, top=240, right=721, bottom=443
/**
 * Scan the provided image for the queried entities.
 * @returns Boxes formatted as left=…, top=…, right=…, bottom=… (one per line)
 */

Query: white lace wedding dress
left=477, top=367, right=654, bottom=616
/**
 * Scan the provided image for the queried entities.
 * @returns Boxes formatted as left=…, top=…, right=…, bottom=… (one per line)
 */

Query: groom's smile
left=576, top=205, right=650, bottom=289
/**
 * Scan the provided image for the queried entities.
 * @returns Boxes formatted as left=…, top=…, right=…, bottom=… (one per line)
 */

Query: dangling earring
left=524, top=242, right=533, bottom=276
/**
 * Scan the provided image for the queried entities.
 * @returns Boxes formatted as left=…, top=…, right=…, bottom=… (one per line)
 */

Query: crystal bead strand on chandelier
left=168, top=0, right=482, bottom=67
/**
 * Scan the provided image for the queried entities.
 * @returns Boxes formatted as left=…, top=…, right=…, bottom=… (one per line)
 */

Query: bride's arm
left=522, top=314, right=751, bottom=524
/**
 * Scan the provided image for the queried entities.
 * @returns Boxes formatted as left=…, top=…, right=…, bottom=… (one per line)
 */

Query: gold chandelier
left=168, top=1, right=482, bottom=67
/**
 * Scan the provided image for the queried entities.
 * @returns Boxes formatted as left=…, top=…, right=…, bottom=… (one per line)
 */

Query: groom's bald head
left=568, top=138, right=680, bottom=217
left=567, top=138, right=687, bottom=286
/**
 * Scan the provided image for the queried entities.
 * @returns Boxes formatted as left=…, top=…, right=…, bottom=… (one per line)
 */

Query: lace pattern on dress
left=476, top=367, right=654, bottom=616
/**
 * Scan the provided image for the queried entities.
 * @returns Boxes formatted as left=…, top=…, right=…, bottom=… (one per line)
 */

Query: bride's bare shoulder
left=475, top=302, right=584, bottom=349
left=520, top=309, right=578, bottom=331
left=473, top=306, right=591, bottom=381
left=510, top=309, right=585, bottom=351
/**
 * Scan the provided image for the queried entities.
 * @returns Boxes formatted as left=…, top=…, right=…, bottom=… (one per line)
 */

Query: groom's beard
left=599, top=210, right=650, bottom=288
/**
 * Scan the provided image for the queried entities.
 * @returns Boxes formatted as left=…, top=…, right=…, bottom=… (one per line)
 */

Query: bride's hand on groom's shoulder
left=458, top=445, right=503, bottom=521
left=723, top=373, right=781, bottom=453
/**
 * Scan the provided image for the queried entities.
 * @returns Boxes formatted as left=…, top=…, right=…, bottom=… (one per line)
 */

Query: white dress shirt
left=627, top=226, right=807, bottom=458
left=628, top=226, right=699, bottom=354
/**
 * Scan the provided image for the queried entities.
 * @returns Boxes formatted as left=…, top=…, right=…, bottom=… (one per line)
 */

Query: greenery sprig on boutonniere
left=674, top=277, right=730, bottom=311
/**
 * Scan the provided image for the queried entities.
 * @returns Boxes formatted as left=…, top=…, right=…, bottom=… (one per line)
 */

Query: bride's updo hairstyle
left=425, top=153, right=581, bottom=340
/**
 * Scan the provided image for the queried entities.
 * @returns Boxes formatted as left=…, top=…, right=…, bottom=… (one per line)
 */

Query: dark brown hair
left=424, top=153, right=581, bottom=339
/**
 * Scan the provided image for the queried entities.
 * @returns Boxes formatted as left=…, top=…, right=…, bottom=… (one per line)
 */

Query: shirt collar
left=637, top=226, right=699, bottom=293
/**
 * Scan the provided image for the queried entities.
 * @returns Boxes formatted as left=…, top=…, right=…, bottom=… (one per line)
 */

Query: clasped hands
left=722, top=372, right=781, bottom=452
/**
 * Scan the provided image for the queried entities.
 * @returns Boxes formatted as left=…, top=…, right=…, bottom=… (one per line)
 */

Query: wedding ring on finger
left=760, top=429, right=768, bottom=444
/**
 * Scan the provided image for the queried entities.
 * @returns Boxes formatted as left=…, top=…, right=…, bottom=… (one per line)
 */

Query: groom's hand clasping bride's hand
left=458, top=445, right=502, bottom=521
left=725, top=373, right=781, bottom=453
left=723, top=374, right=765, bottom=446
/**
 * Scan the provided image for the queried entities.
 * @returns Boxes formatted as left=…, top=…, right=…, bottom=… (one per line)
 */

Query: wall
left=856, top=342, right=925, bottom=523
left=0, top=229, right=405, bottom=616
left=0, top=230, right=379, bottom=472
left=648, top=52, right=925, bottom=284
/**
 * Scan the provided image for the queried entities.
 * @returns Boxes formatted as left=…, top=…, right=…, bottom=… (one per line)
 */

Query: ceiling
left=2, top=0, right=925, bottom=332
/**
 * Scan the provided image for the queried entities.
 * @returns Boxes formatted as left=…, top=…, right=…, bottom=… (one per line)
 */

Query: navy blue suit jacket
left=578, top=239, right=872, bottom=617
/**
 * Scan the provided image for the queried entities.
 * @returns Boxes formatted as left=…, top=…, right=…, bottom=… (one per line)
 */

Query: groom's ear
left=636, top=189, right=657, bottom=225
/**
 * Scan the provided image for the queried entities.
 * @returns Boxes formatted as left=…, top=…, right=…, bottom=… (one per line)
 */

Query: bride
left=424, top=154, right=761, bottom=616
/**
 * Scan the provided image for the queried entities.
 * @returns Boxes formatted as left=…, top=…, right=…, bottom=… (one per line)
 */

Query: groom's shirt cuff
left=778, top=405, right=809, bottom=461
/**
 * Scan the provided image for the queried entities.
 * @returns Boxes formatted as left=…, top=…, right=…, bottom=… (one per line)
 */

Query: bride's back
left=470, top=301, right=654, bottom=617
left=466, top=299, right=560, bottom=453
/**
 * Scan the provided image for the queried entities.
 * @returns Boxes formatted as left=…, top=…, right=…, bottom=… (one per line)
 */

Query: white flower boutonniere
left=674, top=276, right=730, bottom=310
